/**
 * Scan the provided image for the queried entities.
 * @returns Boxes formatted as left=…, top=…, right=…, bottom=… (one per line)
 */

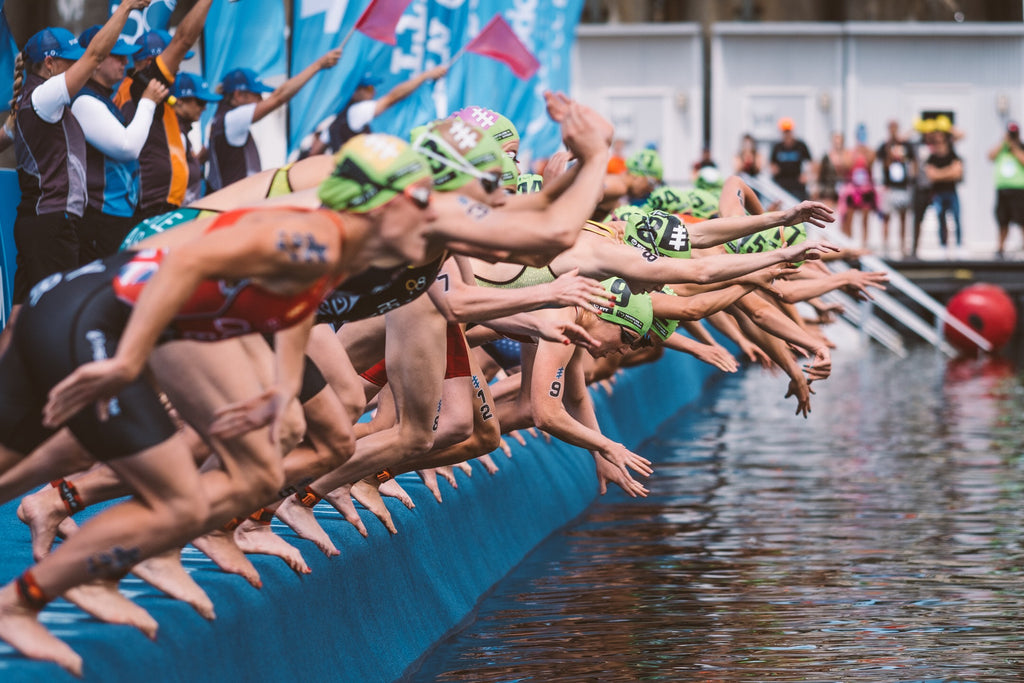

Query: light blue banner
left=203, top=0, right=287, bottom=88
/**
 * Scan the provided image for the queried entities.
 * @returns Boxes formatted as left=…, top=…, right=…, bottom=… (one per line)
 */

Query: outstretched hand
left=783, top=239, right=840, bottom=263
left=785, top=378, right=814, bottom=418
left=546, top=268, right=616, bottom=310
left=593, top=453, right=649, bottom=498
left=782, top=200, right=835, bottom=228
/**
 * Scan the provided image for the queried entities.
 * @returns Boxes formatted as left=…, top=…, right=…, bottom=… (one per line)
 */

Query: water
left=408, top=345, right=1024, bottom=682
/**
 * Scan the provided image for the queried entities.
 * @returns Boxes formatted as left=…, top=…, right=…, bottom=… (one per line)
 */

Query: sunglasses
left=402, top=184, right=432, bottom=210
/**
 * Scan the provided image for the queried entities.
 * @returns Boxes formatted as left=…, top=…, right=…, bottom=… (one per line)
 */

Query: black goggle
left=479, top=172, right=501, bottom=194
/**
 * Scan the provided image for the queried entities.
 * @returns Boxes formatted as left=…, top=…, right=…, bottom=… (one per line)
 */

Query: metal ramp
left=738, top=173, right=992, bottom=357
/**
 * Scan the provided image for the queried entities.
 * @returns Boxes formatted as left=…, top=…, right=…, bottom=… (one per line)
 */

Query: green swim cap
left=649, top=286, right=680, bottom=341
left=644, top=186, right=688, bottom=214
left=500, top=153, right=519, bottom=189
left=593, top=277, right=653, bottom=338
left=626, top=148, right=663, bottom=180
left=725, top=222, right=808, bottom=255
left=695, top=166, right=724, bottom=191
left=455, top=106, right=520, bottom=147
left=679, top=188, right=720, bottom=219
left=624, top=210, right=692, bottom=259
left=318, top=134, right=431, bottom=213
left=412, top=118, right=503, bottom=192
left=517, top=173, right=544, bottom=195
left=609, top=205, right=646, bottom=223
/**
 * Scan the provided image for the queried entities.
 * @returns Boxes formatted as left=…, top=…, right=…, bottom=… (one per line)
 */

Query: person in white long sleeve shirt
left=71, top=24, right=168, bottom=262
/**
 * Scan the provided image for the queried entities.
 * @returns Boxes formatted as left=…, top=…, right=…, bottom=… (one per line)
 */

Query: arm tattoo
left=277, top=231, right=328, bottom=263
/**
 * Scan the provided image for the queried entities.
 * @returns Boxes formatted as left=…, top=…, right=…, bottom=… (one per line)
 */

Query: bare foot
left=191, top=530, right=263, bottom=588
left=131, top=549, right=216, bottom=620
left=476, top=453, right=499, bottom=474
left=454, top=461, right=473, bottom=478
left=0, top=585, right=83, bottom=676
left=378, top=479, right=415, bottom=510
left=350, top=479, right=398, bottom=534
left=17, top=486, right=70, bottom=561
left=498, top=437, right=514, bottom=458
left=437, top=466, right=458, bottom=489
left=274, top=496, right=340, bottom=557
left=233, top=519, right=311, bottom=575
left=417, top=468, right=443, bottom=503
left=63, top=579, right=159, bottom=639
left=323, top=485, right=368, bottom=538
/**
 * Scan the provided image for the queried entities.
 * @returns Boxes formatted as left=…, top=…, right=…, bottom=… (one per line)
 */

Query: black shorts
left=996, top=188, right=1024, bottom=226
left=260, top=333, right=328, bottom=404
left=0, top=252, right=176, bottom=458
left=12, top=211, right=80, bottom=305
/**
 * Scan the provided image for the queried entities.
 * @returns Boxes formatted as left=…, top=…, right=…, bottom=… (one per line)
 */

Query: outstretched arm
left=254, top=48, right=342, bottom=122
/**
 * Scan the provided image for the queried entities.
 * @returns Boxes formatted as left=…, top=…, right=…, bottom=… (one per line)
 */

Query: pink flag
left=465, top=15, right=540, bottom=80
left=355, top=0, right=414, bottom=45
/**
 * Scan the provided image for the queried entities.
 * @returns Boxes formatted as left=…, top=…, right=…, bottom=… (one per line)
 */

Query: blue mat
left=0, top=348, right=725, bottom=682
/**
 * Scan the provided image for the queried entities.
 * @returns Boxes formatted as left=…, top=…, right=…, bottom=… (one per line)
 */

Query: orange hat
left=778, top=117, right=795, bottom=132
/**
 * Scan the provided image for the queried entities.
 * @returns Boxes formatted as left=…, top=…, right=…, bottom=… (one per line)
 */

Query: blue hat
left=24, top=27, right=86, bottom=62
left=221, top=68, right=274, bottom=95
left=356, top=71, right=382, bottom=88
left=78, top=25, right=136, bottom=56
left=173, top=72, right=221, bottom=102
left=134, top=30, right=194, bottom=61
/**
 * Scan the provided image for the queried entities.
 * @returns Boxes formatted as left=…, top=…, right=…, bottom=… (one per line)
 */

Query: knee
left=398, top=422, right=435, bottom=460
left=337, top=387, right=367, bottom=424
left=275, top=400, right=306, bottom=455
left=235, top=461, right=286, bottom=508
left=476, top=418, right=502, bottom=456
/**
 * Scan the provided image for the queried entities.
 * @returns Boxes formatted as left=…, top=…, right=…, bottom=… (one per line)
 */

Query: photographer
left=988, top=121, right=1024, bottom=258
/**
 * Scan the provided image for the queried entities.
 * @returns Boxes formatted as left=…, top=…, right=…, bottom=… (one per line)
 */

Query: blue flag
left=109, top=0, right=177, bottom=42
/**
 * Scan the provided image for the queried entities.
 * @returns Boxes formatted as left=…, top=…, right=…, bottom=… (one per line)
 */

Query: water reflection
left=409, top=348, right=1024, bottom=682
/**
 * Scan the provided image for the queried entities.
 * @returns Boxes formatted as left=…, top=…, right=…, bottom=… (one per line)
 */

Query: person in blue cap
left=114, top=0, right=214, bottom=219
left=1, top=0, right=151, bottom=358
left=171, top=72, right=221, bottom=204
left=308, top=64, right=449, bottom=156
left=207, top=46, right=342, bottom=190
left=71, top=23, right=167, bottom=263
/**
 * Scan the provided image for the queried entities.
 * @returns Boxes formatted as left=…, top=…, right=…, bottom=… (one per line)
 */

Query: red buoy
left=944, top=283, right=1018, bottom=355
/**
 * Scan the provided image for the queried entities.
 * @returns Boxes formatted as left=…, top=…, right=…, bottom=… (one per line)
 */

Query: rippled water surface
left=409, top=346, right=1024, bottom=682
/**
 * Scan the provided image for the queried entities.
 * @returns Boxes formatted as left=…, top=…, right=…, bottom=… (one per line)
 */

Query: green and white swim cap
left=412, top=118, right=503, bottom=192
left=695, top=166, right=724, bottom=191
left=593, top=277, right=653, bottom=338
left=318, top=134, right=431, bottom=212
left=500, top=153, right=519, bottom=189
left=626, top=148, right=663, bottom=180
left=517, top=173, right=544, bottom=195
left=120, top=207, right=215, bottom=250
left=649, top=286, right=680, bottom=342
left=643, top=186, right=689, bottom=214
left=679, top=188, right=720, bottom=219
left=624, top=210, right=692, bottom=259
left=725, top=222, right=808, bottom=255
left=609, top=205, right=646, bottom=223
left=454, top=106, right=520, bottom=148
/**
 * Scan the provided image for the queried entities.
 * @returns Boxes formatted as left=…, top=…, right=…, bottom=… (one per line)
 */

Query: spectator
left=769, top=116, right=813, bottom=200
left=171, top=72, right=221, bottom=204
left=838, top=123, right=877, bottom=248
left=924, top=129, right=964, bottom=257
left=815, top=131, right=847, bottom=209
left=733, top=133, right=763, bottom=177
left=208, top=47, right=341, bottom=190
left=72, top=24, right=167, bottom=262
left=876, top=120, right=915, bottom=257
left=308, top=65, right=448, bottom=156
left=988, top=120, right=1024, bottom=258
left=2, top=4, right=147, bottom=357
left=115, top=0, right=214, bottom=220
